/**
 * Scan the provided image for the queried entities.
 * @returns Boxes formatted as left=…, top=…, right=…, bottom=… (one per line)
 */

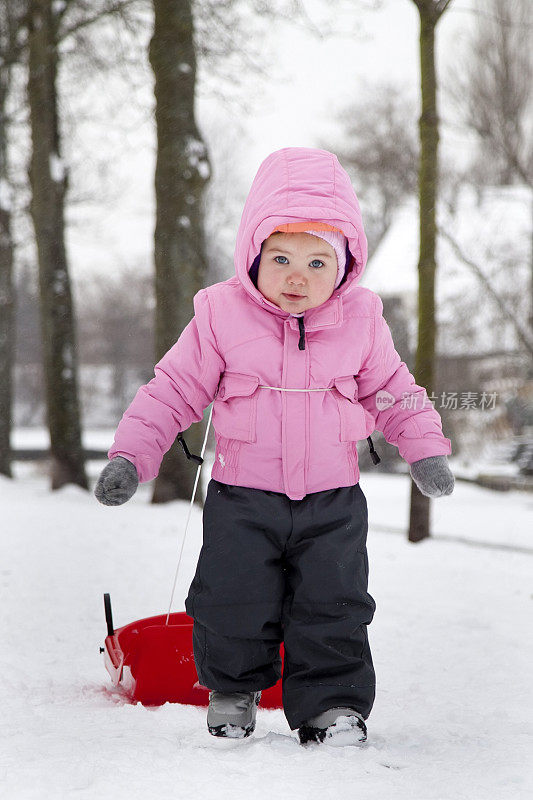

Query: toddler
left=95, top=147, right=454, bottom=746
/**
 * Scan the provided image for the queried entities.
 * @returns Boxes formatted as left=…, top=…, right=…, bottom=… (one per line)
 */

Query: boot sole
left=208, top=721, right=256, bottom=739
left=298, top=716, right=367, bottom=747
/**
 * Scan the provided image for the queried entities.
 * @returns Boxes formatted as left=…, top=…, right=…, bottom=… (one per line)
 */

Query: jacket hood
left=234, top=147, right=368, bottom=311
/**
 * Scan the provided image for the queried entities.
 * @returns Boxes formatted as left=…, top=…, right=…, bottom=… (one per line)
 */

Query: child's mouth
left=283, top=293, right=306, bottom=301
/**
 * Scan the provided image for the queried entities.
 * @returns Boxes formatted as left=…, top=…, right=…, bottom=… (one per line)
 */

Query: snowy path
left=1, top=469, right=532, bottom=800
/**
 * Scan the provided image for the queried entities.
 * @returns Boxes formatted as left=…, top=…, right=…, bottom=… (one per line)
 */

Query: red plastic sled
left=102, top=594, right=284, bottom=708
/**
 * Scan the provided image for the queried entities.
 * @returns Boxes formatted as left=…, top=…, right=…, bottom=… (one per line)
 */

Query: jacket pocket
left=333, top=376, right=375, bottom=441
left=212, top=372, right=260, bottom=443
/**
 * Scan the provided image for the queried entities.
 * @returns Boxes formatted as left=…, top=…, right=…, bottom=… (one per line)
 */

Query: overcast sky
left=206, top=0, right=477, bottom=168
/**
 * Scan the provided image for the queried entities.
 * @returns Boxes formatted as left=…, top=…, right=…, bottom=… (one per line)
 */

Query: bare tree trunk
left=0, top=0, right=24, bottom=478
left=149, top=0, right=211, bottom=504
left=408, top=0, right=452, bottom=542
left=27, top=0, right=87, bottom=490
left=0, top=81, right=14, bottom=478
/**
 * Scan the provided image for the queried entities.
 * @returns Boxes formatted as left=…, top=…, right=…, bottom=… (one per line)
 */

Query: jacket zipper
left=297, top=316, right=305, bottom=350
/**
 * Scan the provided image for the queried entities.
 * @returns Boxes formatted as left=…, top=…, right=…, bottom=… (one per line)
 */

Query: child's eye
left=310, top=260, right=324, bottom=269
left=274, top=256, right=289, bottom=264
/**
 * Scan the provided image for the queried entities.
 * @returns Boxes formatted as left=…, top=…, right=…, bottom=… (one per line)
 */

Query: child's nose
left=287, top=269, right=306, bottom=285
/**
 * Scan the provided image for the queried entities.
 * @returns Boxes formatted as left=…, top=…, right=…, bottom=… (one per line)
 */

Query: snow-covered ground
left=2, top=464, right=532, bottom=800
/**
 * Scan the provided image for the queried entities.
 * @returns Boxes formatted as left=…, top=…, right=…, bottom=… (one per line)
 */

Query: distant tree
left=76, top=268, right=154, bottom=418
left=407, top=0, right=453, bottom=543
left=0, top=1, right=26, bottom=477
left=12, top=263, right=43, bottom=426
left=14, top=262, right=41, bottom=365
left=12, top=265, right=156, bottom=428
left=27, top=0, right=88, bottom=490
left=333, top=83, right=419, bottom=254
left=25, top=0, right=148, bottom=489
left=445, top=0, right=532, bottom=189
left=439, top=227, right=533, bottom=359
left=444, top=0, right=533, bottom=354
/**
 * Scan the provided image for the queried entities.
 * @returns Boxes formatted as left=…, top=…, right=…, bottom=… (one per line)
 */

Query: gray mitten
left=94, top=457, right=139, bottom=506
left=409, top=455, right=454, bottom=498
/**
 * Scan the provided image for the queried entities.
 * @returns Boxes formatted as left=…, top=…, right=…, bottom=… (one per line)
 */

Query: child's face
left=257, top=233, right=338, bottom=313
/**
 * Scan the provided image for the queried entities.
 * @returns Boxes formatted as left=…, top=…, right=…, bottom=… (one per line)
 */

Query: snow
left=11, top=427, right=116, bottom=451
left=0, top=178, right=12, bottom=212
left=2, top=463, right=532, bottom=799
left=365, top=470, right=533, bottom=553
left=362, top=198, right=420, bottom=297
left=184, top=136, right=211, bottom=181
left=49, top=153, right=66, bottom=183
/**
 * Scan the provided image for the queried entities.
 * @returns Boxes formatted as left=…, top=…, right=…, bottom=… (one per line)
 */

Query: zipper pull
left=297, top=316, right=305, bottom=350
left=367, top=435, right=381, bottom=465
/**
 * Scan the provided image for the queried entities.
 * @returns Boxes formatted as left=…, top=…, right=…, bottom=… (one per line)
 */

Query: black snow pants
left=184, top=478, right=376, bottom=731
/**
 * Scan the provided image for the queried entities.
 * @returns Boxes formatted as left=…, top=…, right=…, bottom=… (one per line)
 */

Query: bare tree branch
left=0, top=1, right=29, bottom=67
left=411, top=0, right=454, bottom=22
left=436, top=0, right=454, bottom=17
left=56, top=0, right=146, bottom=42
left=447, top=4, right=533, bottom=27
left=439, top=226, right=533, bottom=356
left=444, top=0, right=533, bottom=188
left=333, top=82, right=419, bottom=252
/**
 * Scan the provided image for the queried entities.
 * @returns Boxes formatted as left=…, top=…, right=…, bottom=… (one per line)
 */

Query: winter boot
left=207, top=691, right=262, bottom=738
left=298, top=707, right=367, bottom=747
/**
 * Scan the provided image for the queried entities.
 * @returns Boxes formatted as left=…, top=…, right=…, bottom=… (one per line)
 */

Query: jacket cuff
left=108, top=450, right=158, bottom=483
left=397, top=434, right=452, bottom=465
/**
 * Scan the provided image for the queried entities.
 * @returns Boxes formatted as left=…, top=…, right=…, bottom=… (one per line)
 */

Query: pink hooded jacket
left=109, top=147, right=451, bottom=500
